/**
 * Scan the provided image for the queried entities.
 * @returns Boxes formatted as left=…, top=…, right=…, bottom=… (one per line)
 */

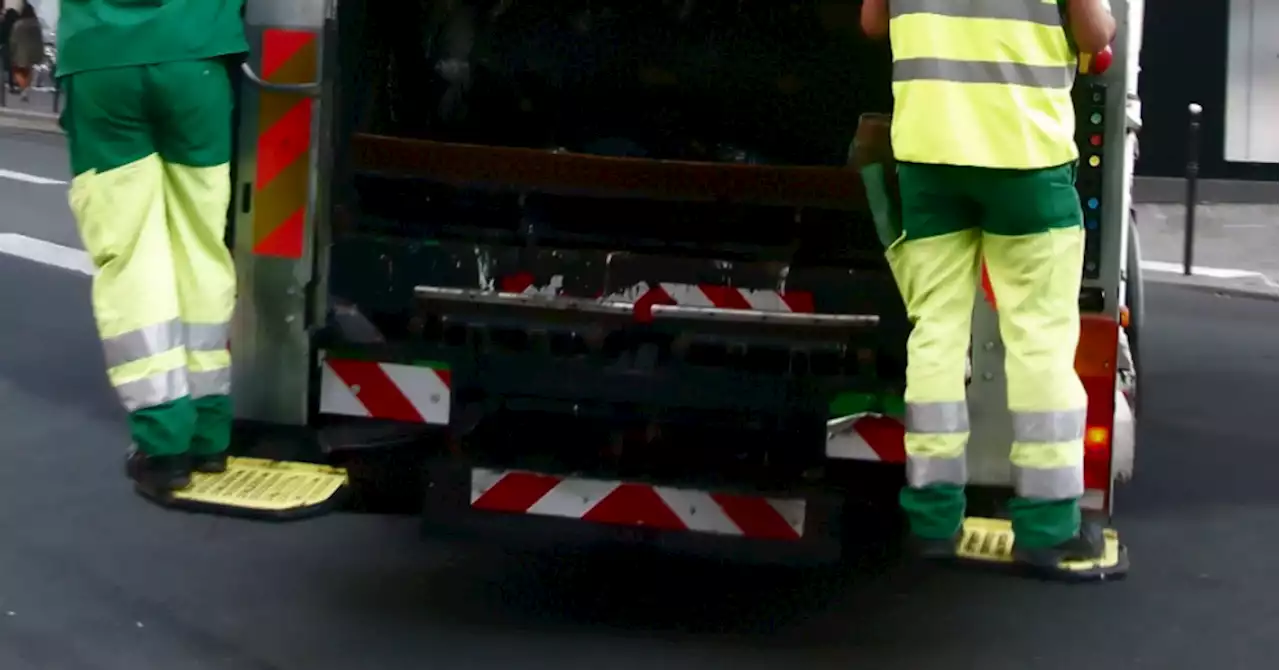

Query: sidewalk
left=0, top=86, right=61, bottom=133
left=1135, top=203, right=1278, bottom=299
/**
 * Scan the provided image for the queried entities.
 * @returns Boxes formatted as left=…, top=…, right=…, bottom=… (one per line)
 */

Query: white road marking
left=0, top=234, right=94, bottom=275
left=0, top=169, right=66, bottom=185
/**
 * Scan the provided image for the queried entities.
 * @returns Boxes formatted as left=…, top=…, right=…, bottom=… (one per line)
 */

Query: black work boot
left=125, top=446, right=192, bottom=495
left=190, top=451, right=229, bottom=474
left=1013, top=520, right=1106, bottom=570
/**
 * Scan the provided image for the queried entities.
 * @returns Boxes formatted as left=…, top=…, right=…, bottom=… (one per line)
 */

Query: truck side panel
left=231, top=8, right=327, bottom=426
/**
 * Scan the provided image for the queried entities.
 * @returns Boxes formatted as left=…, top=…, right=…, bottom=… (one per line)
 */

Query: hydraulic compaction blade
left=954, top=517, right=1130, bottom=583
left=134, top=457, right=350, bottom=521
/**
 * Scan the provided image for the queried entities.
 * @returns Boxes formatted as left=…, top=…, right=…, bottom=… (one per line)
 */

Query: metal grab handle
left=240, top=62, right=322, bottom=97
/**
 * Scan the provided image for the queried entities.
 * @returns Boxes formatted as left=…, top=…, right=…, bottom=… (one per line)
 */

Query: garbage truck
left=173, top=0, right=1144, bottom=572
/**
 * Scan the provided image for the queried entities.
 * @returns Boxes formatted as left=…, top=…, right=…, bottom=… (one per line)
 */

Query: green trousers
left=886, top=162, right=1089, bottom=549
left=60, top=58, right=236, bottom=457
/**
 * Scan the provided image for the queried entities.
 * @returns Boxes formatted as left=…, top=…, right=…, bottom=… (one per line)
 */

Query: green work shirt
left=56, top=0, right=249, bottom=78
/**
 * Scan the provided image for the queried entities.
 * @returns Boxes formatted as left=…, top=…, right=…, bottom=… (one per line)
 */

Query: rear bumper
left=420, top=461, right=850, bottom=566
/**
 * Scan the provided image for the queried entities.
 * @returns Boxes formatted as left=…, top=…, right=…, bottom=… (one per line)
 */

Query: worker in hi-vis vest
left=860, top=0, right=1116, bottom=568
left=56, top=0, right=248, bottom=495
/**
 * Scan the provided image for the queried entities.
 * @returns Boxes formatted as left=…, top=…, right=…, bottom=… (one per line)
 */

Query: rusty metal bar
left=351, top=134, right=868, bottom=210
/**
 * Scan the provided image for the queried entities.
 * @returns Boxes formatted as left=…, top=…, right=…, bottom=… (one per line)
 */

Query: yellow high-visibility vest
left=889, top=0, right=1080, bottom=170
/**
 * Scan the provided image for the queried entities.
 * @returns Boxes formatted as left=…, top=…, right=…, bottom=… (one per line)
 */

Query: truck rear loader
left=161, top=0, right=1144, bottom=575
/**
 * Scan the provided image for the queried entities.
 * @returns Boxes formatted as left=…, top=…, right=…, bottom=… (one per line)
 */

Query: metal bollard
left=1182, top=102, right=1203, bottom=276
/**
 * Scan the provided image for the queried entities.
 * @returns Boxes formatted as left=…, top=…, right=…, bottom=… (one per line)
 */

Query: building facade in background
left=2, top=0, right=1275, bottom=181
left=1224, top=0, right=1278, bottom=165
left=1137, top=0, right=1276, bottom=180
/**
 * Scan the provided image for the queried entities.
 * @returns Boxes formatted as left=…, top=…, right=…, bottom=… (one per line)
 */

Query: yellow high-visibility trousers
left=887, top=161, right=1089, bottom=549
left=61, top=58, right=236, bottom=456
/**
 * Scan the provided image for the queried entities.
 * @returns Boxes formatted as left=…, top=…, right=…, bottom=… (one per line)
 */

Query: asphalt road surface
left=1, top=128, right=1277, bottom=670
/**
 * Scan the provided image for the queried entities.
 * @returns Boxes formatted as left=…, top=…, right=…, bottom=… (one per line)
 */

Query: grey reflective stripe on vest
left=905, top=401, right=969, bottom=434
left=115, top=367, right=189, bottom=412
left=185, top=322, right=230, bottom=352
left=101, top=319, right=183, bottom=369
left=190, top=368, right=231, bottom=399
left=1012, top=408, right=1087, bottom=443
left=890, top=0, right=1064, bottom=26
left=894, top=58, right=1075, bottom=89
left=1015, top=462, right=1085, bottom=499
left=907, top=454, right=968, bottom=488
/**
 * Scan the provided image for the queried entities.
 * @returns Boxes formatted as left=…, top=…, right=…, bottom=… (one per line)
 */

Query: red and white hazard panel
left=319, top=357, right=451, bottom=425
left=470, top=469, right=807, bottom=540
left=825, top=414, right=907, bottom=463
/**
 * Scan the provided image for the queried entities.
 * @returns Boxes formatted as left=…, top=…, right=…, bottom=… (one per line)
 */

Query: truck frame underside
left=224, top=0, right=1141, bottom=550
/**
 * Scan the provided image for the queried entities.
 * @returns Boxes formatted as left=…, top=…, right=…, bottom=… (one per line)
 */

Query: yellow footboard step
left=141, top=457, right=349, bottom=521
left=956, top=517, right=1129, bottom=582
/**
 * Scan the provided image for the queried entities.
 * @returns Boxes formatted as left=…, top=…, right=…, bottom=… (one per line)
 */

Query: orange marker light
left=1086, top=426, right=1110, bottom=448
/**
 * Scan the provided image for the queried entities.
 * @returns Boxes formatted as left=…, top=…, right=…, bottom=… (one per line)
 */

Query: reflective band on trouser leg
left=68, top=153, right=195, bottom=456
left=1011, top=409, right=1087, bottom=498
left=887, top=228, right=981, bottom=539
left=188, top=350, right=231, bottom=399
left=184, top=322, right=230, bottom=354
left=905, top=401, right=970, bottom=487
left=100, top=319, right=183, bottom=370
left=185, top=321, right=232, bottom=401
left=985, top=226, right=1089, bottom=548
left=109, top=349, right=190, bottom=411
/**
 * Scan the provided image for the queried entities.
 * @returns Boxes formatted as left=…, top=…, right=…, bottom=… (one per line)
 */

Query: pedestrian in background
left=8, top=2, right=42, bottom=101
left=1, top=8, right=17, bottom=93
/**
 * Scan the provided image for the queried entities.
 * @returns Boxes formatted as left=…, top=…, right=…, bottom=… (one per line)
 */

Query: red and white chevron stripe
left=498, top=274, right=814, bottom=313
left=319, top=357, right=451, bottom=424
left=825, top=414, right=907, bottom=462
left=604, top=283, right=815, bottom=313
left=470, top=468, right=807, bottom=540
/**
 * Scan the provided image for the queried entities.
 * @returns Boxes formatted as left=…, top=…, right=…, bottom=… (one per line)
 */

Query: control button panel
left=1074, top=77, right=1107, bottom=280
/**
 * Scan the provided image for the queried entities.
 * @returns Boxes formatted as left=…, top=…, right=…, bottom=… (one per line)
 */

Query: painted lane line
left=0, top=169, right=67, bottom=185
left=0, top=234, right=94, bottom=275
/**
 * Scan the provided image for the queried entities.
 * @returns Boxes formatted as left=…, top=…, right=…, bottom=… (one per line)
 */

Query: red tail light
left=1076, top=315, right=1119, bottom=505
